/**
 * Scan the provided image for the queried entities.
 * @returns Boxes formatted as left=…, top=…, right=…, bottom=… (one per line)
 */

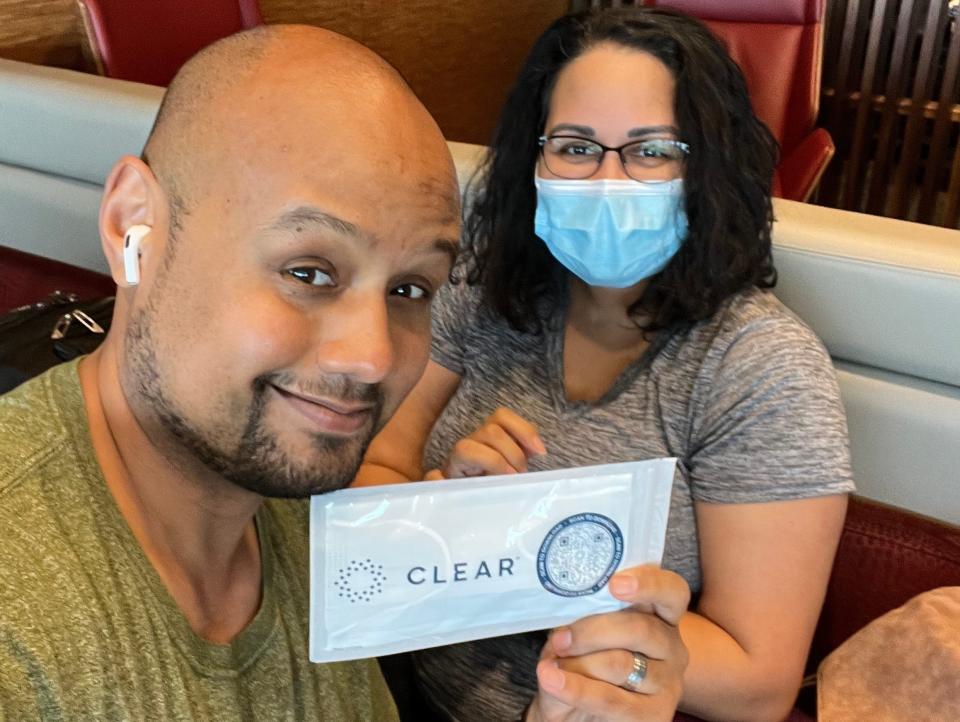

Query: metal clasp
left=50, top=310, right=105, bottom=340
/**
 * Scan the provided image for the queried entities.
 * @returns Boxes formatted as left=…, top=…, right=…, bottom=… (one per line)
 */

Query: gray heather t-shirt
left=414, top=280, right=855, bottom=721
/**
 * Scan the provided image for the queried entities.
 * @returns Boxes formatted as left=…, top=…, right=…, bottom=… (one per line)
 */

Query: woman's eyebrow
left=545, top=123, right=681, bottom=138
left=627, top=125, right=681, bottom=138
left=547, top=123, right=595, bottom=136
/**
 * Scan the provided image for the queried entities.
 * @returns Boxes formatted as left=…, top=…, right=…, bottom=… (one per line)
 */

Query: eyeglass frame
left=537, top=134, right=690, bottom=181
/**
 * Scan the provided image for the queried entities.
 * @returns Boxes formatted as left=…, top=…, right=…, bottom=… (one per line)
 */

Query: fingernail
left=538, top=661, right=565, bottom=691
left=550, top=627, right=572, bottom=651
left=610, top=574, right=638, bottom=596
left=534, top=438, right=547, bottom=455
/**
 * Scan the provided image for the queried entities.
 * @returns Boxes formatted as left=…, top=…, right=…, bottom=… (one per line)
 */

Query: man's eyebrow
left=432, top=238, right=460, bottom=266
left=270, top=206, right=360, bottom=236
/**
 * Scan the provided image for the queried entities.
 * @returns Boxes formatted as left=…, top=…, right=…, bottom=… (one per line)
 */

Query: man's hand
left=527, top=566, right=690, bottom=722
left=424, top=407, right=546, bottom=479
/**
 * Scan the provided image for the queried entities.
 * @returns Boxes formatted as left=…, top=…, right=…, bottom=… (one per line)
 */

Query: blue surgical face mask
left=534, top=177, right=688, bottom=288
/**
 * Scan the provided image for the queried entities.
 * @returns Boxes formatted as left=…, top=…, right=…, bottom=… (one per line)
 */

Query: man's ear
left=100, top=155, right=165, bottom=288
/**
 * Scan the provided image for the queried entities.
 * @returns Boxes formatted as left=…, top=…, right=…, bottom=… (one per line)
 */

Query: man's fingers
left=607, top=565, right=691, bottom=624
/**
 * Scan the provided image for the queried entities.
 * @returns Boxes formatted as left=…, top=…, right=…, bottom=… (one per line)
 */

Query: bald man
left=0, top=26, right=456, bottom=720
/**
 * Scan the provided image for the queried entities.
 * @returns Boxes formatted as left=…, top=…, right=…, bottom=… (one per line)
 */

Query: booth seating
left=77, top=0, right=263, bottom=87
left=1, top=57, right=958, bottom=719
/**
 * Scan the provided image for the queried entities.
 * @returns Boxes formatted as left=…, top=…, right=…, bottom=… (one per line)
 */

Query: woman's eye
left=287, top=267, right=334, bottom=287
left=391, top=283, right=430, bottom=301
left=629, top=144, right=666, bottom=159
left=626, top=140, right=684, bottom=162
left=559, top=142, right=599, bottom=157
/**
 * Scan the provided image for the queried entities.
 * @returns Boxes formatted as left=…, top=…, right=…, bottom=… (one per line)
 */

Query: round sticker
left=537, top=513, right=624, bottom=597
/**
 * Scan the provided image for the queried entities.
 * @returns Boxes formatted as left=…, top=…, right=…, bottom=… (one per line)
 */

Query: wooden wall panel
left=258, top=1, right=569, bottom=143
left=0, top=0, right=569, bottom=144
left=0, top=0, right=87, bottom=68
left=817, top=0, right=960, bottom=227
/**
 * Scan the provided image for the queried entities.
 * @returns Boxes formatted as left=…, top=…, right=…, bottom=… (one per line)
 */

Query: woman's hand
left=526, top=566, right=690, bottom=722
left=424, top=406, right=546, bottom=479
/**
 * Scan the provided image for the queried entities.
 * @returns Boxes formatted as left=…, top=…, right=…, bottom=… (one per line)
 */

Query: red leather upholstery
left=0, top=246, right=114, bottom=314
left=809, top=495, right=960, bottom=669
left=652, top=0, right=833, bottom=201
left=652, top=0, right=821, bottom=26
left=78, top=0, right=263, bottom=87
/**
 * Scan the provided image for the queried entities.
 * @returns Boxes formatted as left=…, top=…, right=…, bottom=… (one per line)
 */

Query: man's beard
left=124, top=308, right=383, bottom=498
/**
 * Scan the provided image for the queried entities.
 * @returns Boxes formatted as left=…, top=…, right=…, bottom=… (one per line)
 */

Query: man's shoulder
left=0, top=369, right=72, bottom=497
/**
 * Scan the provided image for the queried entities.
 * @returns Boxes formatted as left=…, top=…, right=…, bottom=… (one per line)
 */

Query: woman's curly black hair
left=458, top=7, right=779, bottom=333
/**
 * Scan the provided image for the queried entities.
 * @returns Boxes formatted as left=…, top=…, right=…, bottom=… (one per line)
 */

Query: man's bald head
left=99, top=23, right=460, bottom=500
left=142, top=24, right=448, bottom=230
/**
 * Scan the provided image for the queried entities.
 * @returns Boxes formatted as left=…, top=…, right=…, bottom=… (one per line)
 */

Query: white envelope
left=309, top=458, right=676, bottom=663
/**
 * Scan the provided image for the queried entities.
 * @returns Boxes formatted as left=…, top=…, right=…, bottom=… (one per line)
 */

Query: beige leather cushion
left=0, top=163, right=105, bottom=271
left=0, top=58, right=162, bottom=186
left=818, top=587, right=960, bottom=721
left=773, top=198, right=960, bottom=389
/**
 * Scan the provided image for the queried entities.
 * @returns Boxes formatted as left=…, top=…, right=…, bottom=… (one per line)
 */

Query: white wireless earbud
left=123, top=224, right=151, bottom=285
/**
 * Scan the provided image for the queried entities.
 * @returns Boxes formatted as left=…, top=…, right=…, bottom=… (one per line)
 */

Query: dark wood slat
left=890, top=1, right=948, bottom=219
left=821, top=0, right=850, bottom=86
left=850, top=0, right=878, bottom=96
left=866, top=0, right=923, bottom=215
left=841, top=0, right=890, bottom=210
left=918, top=16, right=960, bottom=223
left=944, top=129, right=960, bottom=226
left=820, top=0, right=865, bottom=203
left=828, top=0, right=864, bottom=134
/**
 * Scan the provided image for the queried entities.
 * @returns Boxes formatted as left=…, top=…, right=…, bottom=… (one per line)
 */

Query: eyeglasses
left=538, top=134, right=690, bottom=181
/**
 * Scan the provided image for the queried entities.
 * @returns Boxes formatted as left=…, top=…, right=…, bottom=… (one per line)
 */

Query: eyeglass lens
left=540, top=136, right=687, bottom=180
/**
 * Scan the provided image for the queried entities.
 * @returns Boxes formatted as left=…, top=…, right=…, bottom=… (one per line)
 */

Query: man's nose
left=314, top=292, right=394, bottom=385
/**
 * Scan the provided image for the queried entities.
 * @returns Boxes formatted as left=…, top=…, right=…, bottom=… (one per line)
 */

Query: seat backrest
left=652, top=0, right=824, bottom=154
left=809, top=495, right=960, bottom=667
left=78, top=0, right=263, bottom=87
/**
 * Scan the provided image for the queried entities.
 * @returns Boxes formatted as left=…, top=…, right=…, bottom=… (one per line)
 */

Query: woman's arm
left=352, top=360, right=462, bottom=486
left=677, top=495, right=847, bottom=722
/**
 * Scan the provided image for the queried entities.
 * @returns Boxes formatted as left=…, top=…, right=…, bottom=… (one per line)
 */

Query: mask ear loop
left=123, top=224, right=151, bottom=285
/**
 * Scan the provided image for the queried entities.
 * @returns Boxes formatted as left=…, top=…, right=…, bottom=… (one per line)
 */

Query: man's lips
left=270, top=384, right=374, bottom=435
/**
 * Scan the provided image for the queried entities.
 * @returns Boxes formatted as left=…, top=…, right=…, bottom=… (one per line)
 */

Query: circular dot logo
left=333, top=559, right=387, bottom=604
left=537, top=513, right=624, bottom=597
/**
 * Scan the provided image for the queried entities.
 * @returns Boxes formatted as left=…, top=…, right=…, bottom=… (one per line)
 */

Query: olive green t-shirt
left=0, top=361, right=398, bottom=722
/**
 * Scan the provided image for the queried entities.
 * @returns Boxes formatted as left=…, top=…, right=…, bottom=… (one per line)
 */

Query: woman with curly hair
left=358, top=8, right=853, bottom=721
